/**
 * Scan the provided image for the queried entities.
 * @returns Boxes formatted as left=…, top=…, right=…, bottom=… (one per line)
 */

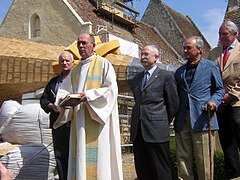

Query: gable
left=142, top=0, right=211, bottom=58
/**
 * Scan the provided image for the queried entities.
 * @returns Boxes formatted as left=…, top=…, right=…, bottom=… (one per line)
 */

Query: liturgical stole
left=71, top=54, right=103, bottom=179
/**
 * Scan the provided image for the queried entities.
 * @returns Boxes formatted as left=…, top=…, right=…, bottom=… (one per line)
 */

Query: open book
left=59, top=94, right=81, bottom=106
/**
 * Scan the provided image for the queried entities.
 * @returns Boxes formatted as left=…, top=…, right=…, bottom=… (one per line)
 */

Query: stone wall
left=0, top=0, right=91, bottom=46
left=0, top=55, right=54, bottom=105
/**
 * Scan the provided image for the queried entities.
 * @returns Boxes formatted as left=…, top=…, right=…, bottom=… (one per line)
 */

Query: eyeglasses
left=77, top=41, right=93, bottom=46
left=140, top=52, right=156, bottom=57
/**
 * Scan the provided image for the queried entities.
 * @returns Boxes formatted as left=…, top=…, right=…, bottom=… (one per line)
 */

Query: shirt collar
left=58, top=73, right=64, bottom=82
left=146, top=65, right=157, bottom=76
left=186, top=58, right=201, bottom=69
left=81, top=54, right=95, bottom=64
left=224, top=39, right=238, bottom=50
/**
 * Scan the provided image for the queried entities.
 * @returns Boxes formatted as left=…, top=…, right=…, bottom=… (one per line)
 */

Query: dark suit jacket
left=40, top=75, right=60, bottom=128
left=129, top=67, right=179, bottom=143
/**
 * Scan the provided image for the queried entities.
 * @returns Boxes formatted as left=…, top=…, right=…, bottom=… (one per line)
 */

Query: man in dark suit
left=209, top=21, right=240, bottom=179
left=129, top=44, right=179, bottom=180
left=40, top=50, right=74, bottom=180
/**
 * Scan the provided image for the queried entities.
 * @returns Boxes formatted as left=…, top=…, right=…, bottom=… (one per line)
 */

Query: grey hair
left=221, top=20, right=239, bottom=35
left=147, top=44, right=159, bottom=56
left=192, top=36, right=204, bottom=49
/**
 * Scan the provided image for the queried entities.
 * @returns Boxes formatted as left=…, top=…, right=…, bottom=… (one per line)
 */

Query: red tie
left=223, top=46, right=230, bottom=68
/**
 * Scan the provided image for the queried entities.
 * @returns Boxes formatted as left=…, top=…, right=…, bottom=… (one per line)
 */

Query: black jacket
left=40, top=75, right=60, bottom=128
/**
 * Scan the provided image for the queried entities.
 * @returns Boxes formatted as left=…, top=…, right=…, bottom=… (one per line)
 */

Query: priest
left=55, top=33, right=123, bottom=180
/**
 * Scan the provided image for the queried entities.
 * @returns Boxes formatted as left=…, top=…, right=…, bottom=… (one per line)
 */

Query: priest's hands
left=67, top=92, right=86, bottom=106
left=79, top=92, right=87, bottom=102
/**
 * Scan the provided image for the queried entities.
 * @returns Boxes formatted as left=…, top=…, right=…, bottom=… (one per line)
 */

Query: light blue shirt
left=224, top=39, right=238, bottom=55
left=145, top=65, right=157, bottom=80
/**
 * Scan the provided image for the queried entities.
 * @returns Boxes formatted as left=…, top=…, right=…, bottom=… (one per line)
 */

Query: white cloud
left=201, top=8, right=226, bottom=48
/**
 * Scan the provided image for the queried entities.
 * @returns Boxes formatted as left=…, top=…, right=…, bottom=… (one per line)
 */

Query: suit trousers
left=217, top=105, right=240, bottom=179
left=175, top=112, right=214, bottom=180
left=52, top=121, right=71, bottom=180
left=133, top=127, right=172, bottom=180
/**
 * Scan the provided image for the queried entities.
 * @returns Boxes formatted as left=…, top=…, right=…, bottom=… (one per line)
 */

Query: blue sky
left=130, top=0, right=228, bottom=47
left=0, top=0, right=228, bottom=47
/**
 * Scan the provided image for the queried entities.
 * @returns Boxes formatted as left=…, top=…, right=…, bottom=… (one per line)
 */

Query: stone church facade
left=0, top=0, right=212, bottom=63
left=0, top=0, right=91, bottom=47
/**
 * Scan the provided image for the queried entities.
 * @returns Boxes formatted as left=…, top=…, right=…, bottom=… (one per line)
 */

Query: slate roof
left=164, top=4, right=211, bottom=56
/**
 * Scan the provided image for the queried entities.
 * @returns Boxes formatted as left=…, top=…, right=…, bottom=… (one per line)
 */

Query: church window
left=30, top=13, right=40, bottom=38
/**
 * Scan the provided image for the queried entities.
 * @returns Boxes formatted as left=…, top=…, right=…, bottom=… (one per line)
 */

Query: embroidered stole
left=70, top=55, right=103, bottom=179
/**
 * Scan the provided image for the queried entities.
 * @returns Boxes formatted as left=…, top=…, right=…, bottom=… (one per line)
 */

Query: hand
left=47, top=103, right=59, bottom=113
left=65, top=93, right=86, bottom=106
left=222, top=93, right=236, bottom=105
left=79, top=92, right=87, bottom=102
left=205, top=101, right=217, bottom=111
left=0, top=163, right=13, bottom=180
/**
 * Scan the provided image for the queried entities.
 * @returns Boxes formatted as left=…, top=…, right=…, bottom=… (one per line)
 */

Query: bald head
left=58, top=51, right=74, bottom=74
left=59, top=51, right=74, bottom=62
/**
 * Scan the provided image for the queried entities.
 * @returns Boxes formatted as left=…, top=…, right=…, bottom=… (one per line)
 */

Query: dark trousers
left=52, top=122, right=71, bottom=180
left=217, top=105, right=240, bottom=179
left=133, top=129, right=172, bottom=180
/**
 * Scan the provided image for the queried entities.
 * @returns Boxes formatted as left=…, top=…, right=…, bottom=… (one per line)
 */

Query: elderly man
left=129, top=44, right=179, bottom=180
left=174, top=36, right=224, bottom=180
left=55, top=33, right=123, bottom=180
left=40, top=50, right=74, bottom=180
left=209, top=21, right=240, bottom=179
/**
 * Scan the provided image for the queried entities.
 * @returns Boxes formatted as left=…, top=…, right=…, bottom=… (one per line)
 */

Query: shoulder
left=157, top=68, right=175, bottom=81
left=209, top=46, right=222, bottom=60
left=52, top=75, right=60, bottom=80
left=200, top=58, right=220, bottom=74
left=210, top=46, right=222, bottom=54
left=158, top=68, right=173, bottom=76
left=133, top=71, right=143, bottom=79
left=102, top=57, right=111, bottom=64
left=97, top=55, right=113, bottom=68
left=200, top=58, right=217, bottom=67
left=48, top=75, right=60, bottom=84
left=175, top=64, right=186, bottom=74
left=234, top=41, right=240, bottom=50
left=210, top=46, right=221, bottom=52
left=128, top=71, right=143, bottom=89
left=95, top=54, right=109, bottom=63
left=130, top=71, right=143, bottom=84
